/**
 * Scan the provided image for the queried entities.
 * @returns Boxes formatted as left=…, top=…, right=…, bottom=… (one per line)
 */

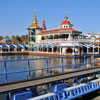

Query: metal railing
left=38, top=38, right=96, bottom=43
left=0, top=55, right=100, bottom=84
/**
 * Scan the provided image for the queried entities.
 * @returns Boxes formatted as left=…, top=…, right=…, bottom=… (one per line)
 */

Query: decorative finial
left=41, top=18, right=46, bottom=30
left=32, top=10, right=37, bottom=24
left=64, top=13, right=68, bottom=21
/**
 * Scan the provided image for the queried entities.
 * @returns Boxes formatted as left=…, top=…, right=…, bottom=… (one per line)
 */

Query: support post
left=4, top=61, right=8, bottom=83
left=5, top=93, right=9, bottom=100
left=74, top=56, right=76, bottom=71
left=84, top=55, right=86, bottom=70
left=46, top=58, right=49, bottom=76
left=27, top=59, right=31, bottom=79
left=93, top=55, right=95, bottom=68
left=61, top=57, right=64, bottom=73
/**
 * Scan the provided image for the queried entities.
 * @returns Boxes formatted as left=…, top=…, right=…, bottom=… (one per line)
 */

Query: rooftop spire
left=27, top=10, right=41, bottom=30
left=32, top=11, right=37, bottom=24
left=41, top=18, right=46, bottom=30
left=64, top=13, right=68, bottom=21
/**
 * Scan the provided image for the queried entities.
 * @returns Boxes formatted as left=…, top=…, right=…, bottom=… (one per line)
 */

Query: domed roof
left=61, top=20, right=71, bottom=25
left=60, top=14, right=71, bottom=25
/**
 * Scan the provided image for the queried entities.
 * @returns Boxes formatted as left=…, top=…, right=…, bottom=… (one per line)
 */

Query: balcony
left=38, top=38, right=98, bottom=44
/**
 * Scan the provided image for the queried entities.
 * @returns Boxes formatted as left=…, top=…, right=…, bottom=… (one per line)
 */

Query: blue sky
left=0, top=0, right=100, bottom=36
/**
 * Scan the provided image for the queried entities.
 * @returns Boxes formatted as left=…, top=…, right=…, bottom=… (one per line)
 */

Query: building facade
left=27, top=12, right=99, bottom=55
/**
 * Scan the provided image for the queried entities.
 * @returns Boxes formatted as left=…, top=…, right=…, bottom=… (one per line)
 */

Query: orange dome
left=61, top=20, right=71, bottom=25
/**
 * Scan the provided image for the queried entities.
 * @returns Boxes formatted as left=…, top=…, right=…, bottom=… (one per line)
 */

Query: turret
left=41, top=19, right=46, bottom=30
left=60, top=13, right=73, bottom=28
left=27, top=11, right=41, bottom=45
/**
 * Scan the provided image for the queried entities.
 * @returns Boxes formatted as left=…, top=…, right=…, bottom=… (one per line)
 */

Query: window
left=41, top=36, right=45, bottom=40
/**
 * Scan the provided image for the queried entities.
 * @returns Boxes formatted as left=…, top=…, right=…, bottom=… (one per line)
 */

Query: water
left=0, top=55, right=91, bottom=100
left=0, top=55, right=92, bottom=83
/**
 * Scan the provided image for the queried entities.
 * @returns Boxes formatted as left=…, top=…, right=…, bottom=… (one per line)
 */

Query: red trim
left=60, top=20, right=71, bottom=25
left=39, top=28, right=82, bottom=34
left=0, top=43, right=26, bottom=45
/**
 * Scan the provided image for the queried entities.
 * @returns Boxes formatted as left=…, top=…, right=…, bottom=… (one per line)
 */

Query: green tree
left=15, top=35, right=21, bottom=43
left=0, top=36, right=3, bottom=41
left=11, top=35, right=15, bottom=43
left=5, top=35, right=9, bottom=40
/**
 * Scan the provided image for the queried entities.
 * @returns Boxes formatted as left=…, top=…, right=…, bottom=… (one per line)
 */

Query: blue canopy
left=23, top=45, right=28, bottom=48
left=17, top=45, right=22, bottom=48
left=48, top=45, right=52, bottom=48
left=2, top=45, right=8, bottom=48
left=9, top=45, right=15, bottom=48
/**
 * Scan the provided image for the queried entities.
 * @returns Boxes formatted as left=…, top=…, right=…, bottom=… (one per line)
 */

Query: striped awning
left=23, top=45, right=28, bottom=48
left=80, top=43, right=98, bottom=48
left=17, top=45, right=22, bottom=48
left=2, top=45, right=8, bottom=48
left=9, top=45, right=15, bottom=48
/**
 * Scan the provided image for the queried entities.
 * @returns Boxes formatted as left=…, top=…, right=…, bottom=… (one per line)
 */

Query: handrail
left=0, top=54, right=100, bottom=84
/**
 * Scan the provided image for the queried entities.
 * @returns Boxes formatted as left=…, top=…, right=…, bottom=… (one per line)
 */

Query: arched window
left=41, top=36, right=45, bottom=40
left=54, top=35, right=59, bottom=39
left=45, top=36, right=48, bottom=39
left=48, top=35, right=53, bottom=39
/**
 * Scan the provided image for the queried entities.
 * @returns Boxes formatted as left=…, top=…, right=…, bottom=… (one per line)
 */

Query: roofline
left=38, top=28, right=82, bottom=35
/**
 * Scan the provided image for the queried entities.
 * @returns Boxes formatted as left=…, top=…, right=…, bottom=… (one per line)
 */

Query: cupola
left=60, top=13, right=73, bottom=28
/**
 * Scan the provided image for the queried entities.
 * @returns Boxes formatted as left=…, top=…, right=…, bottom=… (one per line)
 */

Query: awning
left=34, top=45, right=38, bottom=48
left=73, top=43, right=80, bottom=47
left=60, top=43, right=75, bottom=47
left=80, top=43, right=98, bottom=48
left=48, top=45, right=52, bottom=48
left=17, top=45, right=22, bottom=48
left=23, top=45, right=28, bottom=48
left=2, top=45, right=8, bottom=48
left=9, top=45, right=15, bottom=48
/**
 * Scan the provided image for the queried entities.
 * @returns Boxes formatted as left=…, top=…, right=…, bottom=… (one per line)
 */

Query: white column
left=72, top=47, right=75, bottom=55
left=93, top=46, right=95, bottom=54
left=60, top=47, right=62, bottom=54
left=52, top=46, right=53, bottom=53
left=87, top=47, right=89, bottom=54
left=47, top=46, right=48, bottom=52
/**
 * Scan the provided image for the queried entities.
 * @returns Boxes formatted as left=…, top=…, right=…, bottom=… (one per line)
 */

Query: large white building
left=27, top=12, right=99, bottom=55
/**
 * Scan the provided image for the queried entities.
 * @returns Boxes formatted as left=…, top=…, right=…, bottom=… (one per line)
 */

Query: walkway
left=0, top=67, right=100, bottom=93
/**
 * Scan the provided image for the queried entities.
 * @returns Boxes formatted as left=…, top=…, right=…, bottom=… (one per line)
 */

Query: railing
left=38, top=38, right=96, bottom=44
left=0, top=55, right=100, bottom=84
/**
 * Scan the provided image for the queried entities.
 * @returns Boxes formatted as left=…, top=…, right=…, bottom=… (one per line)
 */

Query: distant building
left=82, top=33, right=100, bottom=40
